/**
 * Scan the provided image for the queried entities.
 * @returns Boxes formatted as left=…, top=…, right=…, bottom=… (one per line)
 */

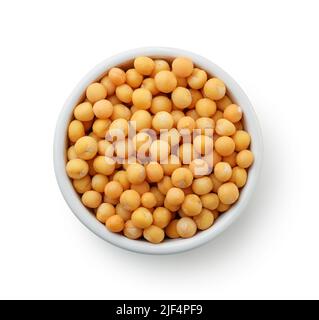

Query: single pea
left=143, top=225, right=165, bottom=244
left=230, top=166, right=248, bottom=188
left=86, top=82, right=107, bottom=103
left=224, top=104, right=243, bottom=123
left=195, top=117, right=215, bottom=136
left=232, top=130, right=251, bottom=151
left=216, top=95, right=232, bottom=111
left=162, top=155, right=182, bottom=176
left=141, top=192, right=157, bottom=209
left=151, top=59, right=170, bottom=77
left=215, top=136, right=235, bottom=156
left=146, top=162, right=164, bottom=183
left=154, top=71, right=177, bottom=93
left=120, top=189, right=141, bottom=211
left=171, top=167, right=194, bottom=188
left=67, top=146, right=77, bottom=160
left=131, top=181, right=150, bottom=196
left=92, top=119, right=111, bottom=138
left=150, top=95, right=172, bottom=114
left=93, top=156, right=116, bottom=176
left=214, top=162, right=233, bottom=182
left=189, top=159, right=211, bottom=178
left=171, top=87, right=192, bottom=109
left=96, top=203, right=115, bottom=223
left=149, top=140, right=170, bottom=162
left=195, top=98, right=217, bottom=117
left=104, top=181, right=123, bottom=200
left=217, top=202, right=230, bottom=213
left=193, top=208, right=215, bottom=230
left=150, top=186, right=165, bottom=207
left=123, top=220, right=143, bottom=240
left=82, top=190, right=102, bottom=209
left=113, top=170, right=130, bottom=190
left=171, top=110, right=185, bottom=127
left=74, top=136, right=98, bottom=160
left=66, top=159, right=89, bottom=180
left=166, top=187, right=185, bottom=206
left=131, top=207, right=153, bottom=228
left=93, top=99, right=113, bottom=119
left=200, top=193, right=219, bottom=211
left=218, top=182, right=239, bottom=205
left=74, top=102, right=94, bottom=122
left=177, top=116, right=196, bottom=133
left=115, top=84, right=133, bottom=103
left=100, top=76, right=116, bottom=96
left=91, top=174, right=108, bottom=193
left=111, top=104, right=131, bottom=121
left=134, top=56, right=155, bottom=76
left=115, top=203, right=132, bottom=221
left=176, top=217, right=197, bottom=238
left=215, top=119, right=236, bottom=136
left=203, top=78, right=226, bottom=100
left=153, top=207, right=172, bottom=228
left=172, top=57, right=194, bottom=77
left=192, top=177, right=213, bottom=195
left=236, top=150, right=254, bottom=168
left=132, top=88, right=152, bottom=110
left=158, top=176, right=174, bottom=195
left=187, top=68, right=208, bottom=89
left=68, top=120, right=85, bottom=143
left=193, top=135, right=214, bottom=155
left=108, top=67, right=126, bottom=86
left=106, top=214, right=125, bottom=233
left=165, top=219, right=180, bottom=239
left=223, top=152, right=238, bottom=167
left=181, top=194, right=202, bottom=216
left=73, top=175, right=91, bottom=194
left=131, top=110, right=152, bottom=132
left=126, top=69, right=143, bottom=88
left=108, top=118, right=129, bottom=139
left=152, top=111, right=174, bottom=132
left=189, top=89, right=203, bottom=109
left=127, top=163, right=146, bottom=184
left=141, top=78, right=159, bottom=95
left=164, top=198, right=180, bottom=212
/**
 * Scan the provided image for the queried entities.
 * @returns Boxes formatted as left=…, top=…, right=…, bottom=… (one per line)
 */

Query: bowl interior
left=54, top=47, right=262, bottom=255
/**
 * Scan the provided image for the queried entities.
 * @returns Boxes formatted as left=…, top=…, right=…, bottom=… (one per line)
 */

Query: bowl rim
left=53, top=46, right=263, bottom=255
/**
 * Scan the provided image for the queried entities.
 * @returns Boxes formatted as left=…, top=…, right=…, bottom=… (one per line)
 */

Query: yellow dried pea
left=104, top=181, right=123, bottom=200
left=126, top=69, right=143, bottom=88
left=134, top=56, right=155, bottom=76
left=108, top=67, right=126, bottom=86
left=230, top=166, right=248, bottom=188
left=224, top=104, right=242, bottom=123
left=181, top=194, right=202, bottom=216
left=193, top=208, right=215, bottom=230
left=187, top=68, right=207, bottom=89
left=236, top=150, right=254, bottom=168
left=154, top=71, right=177, bottom=93
left=100, top=76, right=116, bottom=96
left=74, top=102, right=94, bottom=122
left=106, top=215, right=125, bottom=232
left=172, top=57, right=194, bottom=78
left=86, top=82, right=107, bottom=103
left=143, top=225, right=165, bottom=244
left=124, top=220, right=143, bottom=240
left=171, top=167, right=193, bottom=189
left=176, top=217, right=197, bottom=238
left=68, top=120, right=85, bottom=143
left=153, top=207, right=171, bottom=228
left=96, top=203, right=115, bottom=223
left=131, top=207, right=153, bottom=228
left=171, top=87, right=192, bottom=109
left=132, top=88, right=152, bottom=110
left=73, top=175, right=91, bottom=194
left=82, top=190, right=102, bottom=209
left=195, top=98, right=216, bottom=117
left=131, top=110, right=152, bottom=131
left=115, top=84, right=133, bottom=103
left=165, top=219, right=180, bottom=239
left=218, top=182, right=239, bottom=205
left=93, top=99, right=113, bottom=119
left=66, top=159, right=89, bottom=179
left=120, top=189, right=141, bottom=211
left=74, top=136, right=98, bottom=160
left=141, top=192, right=157, bottom=209
left=203, top=78, right=226, bottom=101
left=152, top=111, right=174, bottom=132
left=146, top=162, right=164, bottom=183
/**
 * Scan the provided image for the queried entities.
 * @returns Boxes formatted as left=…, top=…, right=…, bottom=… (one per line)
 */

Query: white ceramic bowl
left=54, top=47, right=263, bottom=255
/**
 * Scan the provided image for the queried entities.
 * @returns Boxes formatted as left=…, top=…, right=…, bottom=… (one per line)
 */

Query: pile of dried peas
left=66, top=56, right=254, bottom=244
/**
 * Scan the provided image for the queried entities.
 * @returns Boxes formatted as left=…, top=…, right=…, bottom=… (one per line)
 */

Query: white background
left=0, top=0, right=318, bottom=300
